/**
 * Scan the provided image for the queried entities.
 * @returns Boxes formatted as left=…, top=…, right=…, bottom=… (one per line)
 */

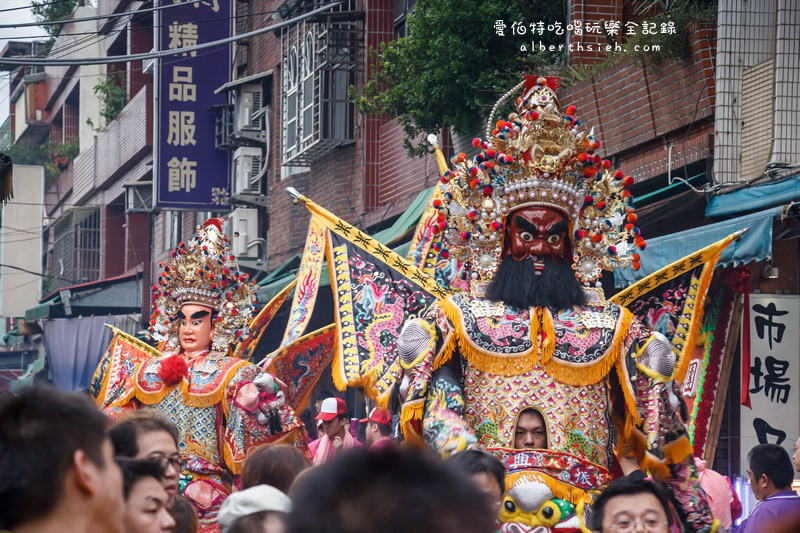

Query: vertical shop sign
left=740, top=294, right=800, bottom=477
left=155, top=0, right=231, bottom=209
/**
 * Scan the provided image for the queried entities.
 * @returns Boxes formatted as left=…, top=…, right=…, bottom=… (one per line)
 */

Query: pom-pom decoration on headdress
left=434, top=76, right=644, bottom=286
left=149, top=218, right=257, bottom=355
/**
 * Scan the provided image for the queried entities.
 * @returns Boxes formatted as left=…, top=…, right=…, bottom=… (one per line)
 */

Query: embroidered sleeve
left=222, top=363, right=306, bottom=474
left=618, top=322, right=716, bottom=533
left=91, top=332, right=153, bottom=413
left=421, top=365, right=477, bottom=456
left=397, top=301, right=466, bottom=449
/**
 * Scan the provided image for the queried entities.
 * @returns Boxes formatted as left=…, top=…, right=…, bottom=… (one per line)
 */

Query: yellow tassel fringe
left=133, top=360, right=248, bottom=409
left=439, top=298, right=633, bottom=386
left=643, top=451, right=671, bottom=480
left=433, top=329, right=457, bottom=370
left=439, top=298, right=539, bottom=376
left=505, top=471, right=595, bottom=506
left=674, top=258, right=717, bottom=383
left=538, top=308, right=555, bottom=366
left=663, top=435, right=693, bottom=465
left=399, top=399, right=426, bottom=446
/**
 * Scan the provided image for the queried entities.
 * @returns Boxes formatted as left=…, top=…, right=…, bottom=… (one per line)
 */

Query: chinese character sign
left=155, top=0, right=231, bottom=209
left=740, top=294, right=800, bottom=478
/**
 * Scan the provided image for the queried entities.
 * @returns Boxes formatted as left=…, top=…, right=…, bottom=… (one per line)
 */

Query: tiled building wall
left=772, top=1, right=800, bottom=165
left=714, top=0, right=776, bottom=184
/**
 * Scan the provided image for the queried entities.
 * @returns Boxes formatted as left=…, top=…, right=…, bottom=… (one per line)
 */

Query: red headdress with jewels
left=432, top=76, right=644, bottom=287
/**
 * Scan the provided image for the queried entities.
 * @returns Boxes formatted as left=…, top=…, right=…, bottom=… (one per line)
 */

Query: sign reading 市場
left=740, top=293, right=800, bottom=479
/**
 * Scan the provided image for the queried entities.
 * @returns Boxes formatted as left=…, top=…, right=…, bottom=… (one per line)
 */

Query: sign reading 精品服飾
left=154, top=0, right=231, bottom=210
left=740, top=294, right=800, bottom=479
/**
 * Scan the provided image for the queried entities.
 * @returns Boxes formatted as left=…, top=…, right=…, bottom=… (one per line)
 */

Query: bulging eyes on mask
left=504, top=207, right=570, bottom=266
left=487, top=206, right=585, bottom=310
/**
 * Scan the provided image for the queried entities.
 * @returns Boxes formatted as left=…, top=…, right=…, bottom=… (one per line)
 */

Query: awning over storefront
left=25, top=272, right=143, bottom=321
left=44, top=316, right=112, bottom=391
left=706, top=174, right=800, bottom=217
left=615, top=205, right=784, bottom=287
left=214, top=70, right=273, bottom=94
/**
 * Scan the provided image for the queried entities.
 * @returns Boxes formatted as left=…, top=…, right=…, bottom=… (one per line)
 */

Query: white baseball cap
left=217, top=484, right=292, bottom=532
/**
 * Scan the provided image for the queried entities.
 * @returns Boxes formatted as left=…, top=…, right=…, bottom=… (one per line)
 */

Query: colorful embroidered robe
left=397, top=287, right=715, bottom=532
left=91, top=346, right=305, bottom=531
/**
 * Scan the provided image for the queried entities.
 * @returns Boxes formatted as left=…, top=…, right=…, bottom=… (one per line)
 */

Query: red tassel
left=158, top=355, right=188, bottom=386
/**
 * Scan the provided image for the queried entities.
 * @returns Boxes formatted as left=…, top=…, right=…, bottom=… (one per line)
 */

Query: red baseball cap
left=359, top=407, right=392, bottom=426
left=315, top=397, right=347, bottom=421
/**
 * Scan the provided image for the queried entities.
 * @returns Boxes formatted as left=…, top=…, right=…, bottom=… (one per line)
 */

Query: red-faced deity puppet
left=487, top=206, right=585, bottom=310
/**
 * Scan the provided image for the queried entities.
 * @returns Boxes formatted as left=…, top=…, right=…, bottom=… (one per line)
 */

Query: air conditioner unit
left=237, top=85, right=263, bottom=131
left=232, top=146, right=263, bottom=194
left=228, top=207, right=259, bottom=257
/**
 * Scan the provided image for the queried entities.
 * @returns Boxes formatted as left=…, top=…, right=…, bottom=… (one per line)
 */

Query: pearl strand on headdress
left=485, top=80, right=527, bottom=139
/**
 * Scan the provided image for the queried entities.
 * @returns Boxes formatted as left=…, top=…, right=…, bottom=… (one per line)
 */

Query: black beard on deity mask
left=486, top=256, right=587, bottom=310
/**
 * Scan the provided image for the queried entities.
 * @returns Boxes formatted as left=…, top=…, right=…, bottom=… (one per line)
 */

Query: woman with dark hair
left=169, top=495, right=199, bottom=533
left=240, top=444, right=310, bottom=493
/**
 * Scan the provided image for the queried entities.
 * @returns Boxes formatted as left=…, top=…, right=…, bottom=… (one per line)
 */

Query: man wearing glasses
left=590, top=477, right=672, bottom=532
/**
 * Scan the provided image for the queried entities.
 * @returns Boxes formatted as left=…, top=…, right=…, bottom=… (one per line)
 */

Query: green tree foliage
left=0, top=139, right=49, bottom=166
left=0, top=139, right=79, bottom=188
left=353, top=0, right=566, bottom=156
left=31, top=0, right=83, bottom=38
left=93, top=75, right=128, bottom=124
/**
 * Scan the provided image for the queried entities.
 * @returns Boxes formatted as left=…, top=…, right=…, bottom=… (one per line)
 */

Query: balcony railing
left=72, top=85, right=152, bottom=204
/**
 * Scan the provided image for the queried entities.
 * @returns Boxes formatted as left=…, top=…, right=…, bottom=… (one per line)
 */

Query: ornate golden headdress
left=433, top=75, right=645, bottom=286
left=150, top=218, right=257, bottom=355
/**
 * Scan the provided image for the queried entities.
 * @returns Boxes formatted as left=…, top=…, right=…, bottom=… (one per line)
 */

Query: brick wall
left=128, top=18, right=152, bottom=100
left=558, top=22, right=716, bottom=183
left=376, top=118, right=440, bottom=206
left=362, top=0, right=393, bottom=211
left=125, top=212, right=151, bottom=272
left=568, top=0, right=624, bottom=64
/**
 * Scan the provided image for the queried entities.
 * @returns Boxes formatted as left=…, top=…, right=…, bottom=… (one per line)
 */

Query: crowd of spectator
left=2, top=385, right=799, bottom=533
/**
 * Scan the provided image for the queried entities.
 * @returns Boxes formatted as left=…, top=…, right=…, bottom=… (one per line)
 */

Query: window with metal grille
left=46, top=207, right=101, bottom=293
left=163, top=211, right=182, bottom=252
left=280, top=2, right=362, bottom=167
left=393, top=0, right=416, bottom=40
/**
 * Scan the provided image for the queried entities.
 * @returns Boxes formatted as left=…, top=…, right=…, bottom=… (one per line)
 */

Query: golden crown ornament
left=432, top=75, right=645, bottom=287
left=149, top=218, right=257, bottom=355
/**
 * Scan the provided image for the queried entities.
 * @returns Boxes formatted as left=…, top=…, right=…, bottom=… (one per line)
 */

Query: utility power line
left=0, top=1, right=342, bottom=66
left=39, top=4, right=287, bottom=60
left=4, top=5, right=284, bottom=41
left=0, top=0, right=75, bottom=14
left=0, top=0, right=190, bottom=29
left=0, top=263, right=79, bottom=284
